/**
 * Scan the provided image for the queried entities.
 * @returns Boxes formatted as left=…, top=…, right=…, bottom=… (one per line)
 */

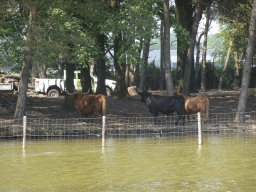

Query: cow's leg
left=176, top=111, right=185, bottom=126
left=153, top=111, right=159, bottom=123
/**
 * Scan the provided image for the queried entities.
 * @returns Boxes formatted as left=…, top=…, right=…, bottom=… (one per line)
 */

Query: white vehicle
left=35, top=71, right=116, bottom=97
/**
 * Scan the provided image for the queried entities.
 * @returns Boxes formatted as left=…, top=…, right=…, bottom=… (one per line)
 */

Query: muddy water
left=1, top=134, right=256, bottom=191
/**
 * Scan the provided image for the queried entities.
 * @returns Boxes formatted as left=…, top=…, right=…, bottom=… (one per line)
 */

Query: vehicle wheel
left=106, top=86, right=112, bottom=96
left=48, top=89, right=60, bottom=97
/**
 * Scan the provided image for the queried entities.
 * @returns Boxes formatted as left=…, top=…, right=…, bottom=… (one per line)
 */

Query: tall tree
left=218, top=39, right=233, bottom=90
left=174, top=0, right=193, bottom=81
left=235, top=0, right=256, bottom=122
left=139, top=40, right=150, bottom=90
left=95, top=33, right=106, bottom=95
left=159, top=18, right=165, bottom=90
left=216, top=0, right=252, bottom=90
left=14, top=5, right=37, bottom=119
left=201, top=6, right=211, bottom=92
left=195, top=32, right=204, bottom=82
left=163, top=0, right=174, bottom=96
left=62, top=43, right=75, bottom=111
left=233, top=51, right=244, bottom=89
left=183, top=0, right=204, bottom=96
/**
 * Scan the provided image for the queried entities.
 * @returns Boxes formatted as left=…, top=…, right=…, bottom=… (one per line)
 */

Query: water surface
left=1, top=134, right=256, bottom=191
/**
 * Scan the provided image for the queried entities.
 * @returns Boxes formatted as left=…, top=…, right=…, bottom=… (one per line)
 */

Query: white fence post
left=197, top=112, right=202, bottom=145
left=102, top=116, right=106, bottom=147
left=22, top=116, right=27, bottom=149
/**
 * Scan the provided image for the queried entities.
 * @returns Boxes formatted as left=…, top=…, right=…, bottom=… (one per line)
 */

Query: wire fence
left=1, top=112, right=256, bottom=144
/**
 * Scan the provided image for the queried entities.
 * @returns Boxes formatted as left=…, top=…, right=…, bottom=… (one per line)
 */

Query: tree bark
left=183, top=0, right=203, bottom=96
left=31, top=61, right=39, bottom=86
left=235, top=0, right=256, bottom=122
left=112, top=32, right=128, bottom=98
left=14, top=7, right=37, bottom=119
left=218, top=40, right=233, bottom=90
left=128, top=63, right=135, bottom=86
left=159, top=17, right=164, bottom=90
left=96, top=34, right=106, bottom=95
left=201, top=7, right=211, bottom=92
left=195, top=32, right=204, bottom=82
left=125, top=62, right=130, bottom=86
left=62, top=44, right=75, bottom=111
left=58, top=53, right=65, bottom=79
left=139, top=41, right=150, bottom=90
left=175, top=0, right=193, bottom=81
left=163, top=0, right=174, bottom=96
left=80, top=63, right=92, bottom=93
left=233, top=52, right=243, bottom=90
left=134, top=46, right=142, bottom=89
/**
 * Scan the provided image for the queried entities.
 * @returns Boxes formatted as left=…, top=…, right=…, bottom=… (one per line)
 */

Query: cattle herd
left=67, top=89, right=209, bottom=125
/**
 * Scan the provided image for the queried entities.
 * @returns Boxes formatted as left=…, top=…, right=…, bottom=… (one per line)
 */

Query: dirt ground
left=1, top=89, right=256, bottom=120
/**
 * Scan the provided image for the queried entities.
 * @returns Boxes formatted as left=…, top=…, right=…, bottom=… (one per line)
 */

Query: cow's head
left=138, top=90, right=152, bottom=103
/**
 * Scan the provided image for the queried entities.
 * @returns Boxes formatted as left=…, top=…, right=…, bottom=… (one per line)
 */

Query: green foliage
left=173, top=20, right=191, bottom=54
left=207, top=34, right=223, bottom=50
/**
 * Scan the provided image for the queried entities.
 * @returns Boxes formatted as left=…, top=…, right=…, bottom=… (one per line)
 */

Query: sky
left=200, top=18, right=220, bottom=35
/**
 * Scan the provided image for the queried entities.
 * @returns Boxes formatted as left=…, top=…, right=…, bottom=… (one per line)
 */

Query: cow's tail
left=102, top=95, right=106, bottom=116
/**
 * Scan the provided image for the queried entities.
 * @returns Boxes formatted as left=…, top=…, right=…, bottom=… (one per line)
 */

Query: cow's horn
left=81, top=88, right=90, bottom=95
left=85, top=88, right=90, bottom=94
left=66, top=90, right=75, bottom=95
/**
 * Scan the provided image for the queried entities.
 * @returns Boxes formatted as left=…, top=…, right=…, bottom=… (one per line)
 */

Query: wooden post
left=102, top=116, right=106, bottom=147
left=22, top=116, right=27, bottom=149
left=197, top=112, right=203, bottom=145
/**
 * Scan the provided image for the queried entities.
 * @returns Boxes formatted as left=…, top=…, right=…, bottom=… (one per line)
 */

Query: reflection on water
left=1, top=134, right=256, bottom=191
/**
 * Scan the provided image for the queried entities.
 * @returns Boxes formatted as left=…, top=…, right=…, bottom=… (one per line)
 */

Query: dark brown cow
left=68, top=92, right=106, bottom=117
left=174, top=90, right=209, bottom=121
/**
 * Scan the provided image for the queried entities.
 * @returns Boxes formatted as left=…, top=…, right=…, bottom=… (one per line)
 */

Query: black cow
left=138, top=90, right=186, bottom=125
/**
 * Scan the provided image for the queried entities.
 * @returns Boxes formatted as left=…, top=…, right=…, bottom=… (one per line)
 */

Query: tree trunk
left=235, top=0, right=256, bottom=122
left=134, top=46, right=142, bottom=88
left=163, top=0, right=174, bottom=96
left=201, top=7, right=211, bottom=92
left=58, top=53, right=65, bottom=79
left=14, top=7, right=37, bottom=119
left=139, top=41, right=150, bottom=90
left=183, top=0, right=203, bottom=96
left=195, top=32, right=204, bottom=82
left=159, top=17, right=164, bottom=90
left=129, top=63, right=135, bottom=86
left=233, top=52, right=243, bottom=90
left=80, top=64, right=92, bottom=93
left=125, top=62, right=130, bottom=86
left=96, top=34, right=106, bottom=95
left=175, top=0, right=193, bottom=81
left=31, top=61, right=39, bottom=86
left=113, top=32, right=128, bottom=98
left=62, top=44, right=75, bottom=111
left=218, top=40, right=233, bottom=90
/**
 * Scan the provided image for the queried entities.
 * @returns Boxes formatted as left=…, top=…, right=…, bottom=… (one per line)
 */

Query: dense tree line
left=1, top=0, right=256, bottom=122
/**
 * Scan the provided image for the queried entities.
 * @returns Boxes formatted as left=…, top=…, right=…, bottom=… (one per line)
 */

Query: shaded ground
left=1, top=89, right=256, bottom=120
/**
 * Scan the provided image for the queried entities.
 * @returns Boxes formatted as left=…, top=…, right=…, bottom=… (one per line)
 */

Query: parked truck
left=35, top=71, right=116, bottom=97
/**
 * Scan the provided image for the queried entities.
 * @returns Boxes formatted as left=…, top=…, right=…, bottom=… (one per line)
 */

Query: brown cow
left=174, top=90, right=209, bottom=121
left=67, top=92, right=106, bottom=117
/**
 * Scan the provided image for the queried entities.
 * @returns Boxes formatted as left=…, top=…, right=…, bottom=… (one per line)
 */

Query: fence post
left=22, top=116, right=27, bottom=149
left=197, top=112, right=202, bottom=145
left=102, top=116, right=106, bottom=147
